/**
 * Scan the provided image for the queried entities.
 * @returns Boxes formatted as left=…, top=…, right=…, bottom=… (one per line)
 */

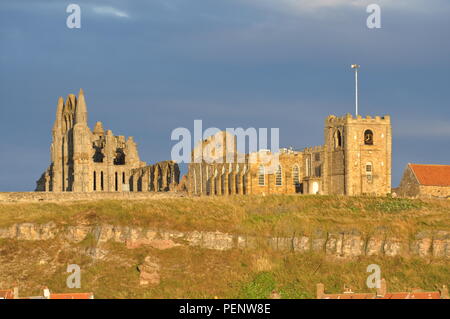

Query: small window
left=364, top=130, right=374, bottom=145
left=315, top=153, right=321, bottom=161
left=258, top=165, right=265, bottom=186
left=366, top=162, right=373, bottom=183
left=292, top=165, right=300, bottom=185
left=275, top=165, right=282, bottom=186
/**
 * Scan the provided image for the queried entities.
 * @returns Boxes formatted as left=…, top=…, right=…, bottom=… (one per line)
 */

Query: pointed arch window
left=334, top=129, right=342, bottom=148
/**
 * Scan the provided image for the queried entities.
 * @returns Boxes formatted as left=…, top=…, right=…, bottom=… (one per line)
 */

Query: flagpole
left=351, top=64, right=360, bottom=116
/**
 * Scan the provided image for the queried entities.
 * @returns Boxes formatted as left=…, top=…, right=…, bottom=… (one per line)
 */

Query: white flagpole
left=351, top=64, right=360, bottom=116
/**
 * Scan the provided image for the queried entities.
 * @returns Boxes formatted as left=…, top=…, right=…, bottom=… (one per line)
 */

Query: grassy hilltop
left=0, top=195, right=449, bottom=298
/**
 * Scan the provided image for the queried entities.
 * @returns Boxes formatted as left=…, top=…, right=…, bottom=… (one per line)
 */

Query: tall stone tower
left=323, top=114, right=392, bottom=196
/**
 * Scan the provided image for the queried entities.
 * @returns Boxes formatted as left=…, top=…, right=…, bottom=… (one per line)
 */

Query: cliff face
left=1, top=223, right=448, bottom=259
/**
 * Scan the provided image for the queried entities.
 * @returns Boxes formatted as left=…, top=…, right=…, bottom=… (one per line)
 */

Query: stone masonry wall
left=0, top=192, right=184, bottom=203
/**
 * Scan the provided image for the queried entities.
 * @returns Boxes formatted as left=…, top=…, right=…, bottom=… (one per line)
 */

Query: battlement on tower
left=326, top=113, right=391, bottom=126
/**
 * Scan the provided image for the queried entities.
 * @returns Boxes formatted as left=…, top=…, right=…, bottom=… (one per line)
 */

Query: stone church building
left=36, top=89, right=179, bottom=192
left=188, top=114, right=392, bottom=196
left=396, top=163, right=450, bottom=198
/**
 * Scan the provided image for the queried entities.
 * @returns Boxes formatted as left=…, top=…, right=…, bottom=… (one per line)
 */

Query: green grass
left=0, top=194, right=448, bottom=298
left=1, top=239, right=447, bottom=299
left=0, top=195, right=448, bottom=239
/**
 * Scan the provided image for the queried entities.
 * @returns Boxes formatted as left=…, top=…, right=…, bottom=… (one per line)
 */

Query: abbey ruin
left=188, top=114, right=392, bottom=196
left=36, top=89, right=394, bottom=197
left=36, top=89, right=179, bottom=193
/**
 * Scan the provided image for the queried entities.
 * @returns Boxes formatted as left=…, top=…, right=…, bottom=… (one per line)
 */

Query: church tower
left=323, top=114, right=391, bottom=195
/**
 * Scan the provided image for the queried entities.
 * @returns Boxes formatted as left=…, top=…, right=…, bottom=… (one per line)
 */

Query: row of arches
left=92, top=170, right=126, bottom=191
left=92, top=147, right=126, bottom=165
left=129, top=162, right=179, bottom=192
left=190, top=163, right=249, bottom=196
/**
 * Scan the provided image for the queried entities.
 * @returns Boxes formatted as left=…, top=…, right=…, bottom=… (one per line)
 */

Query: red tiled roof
left=50, top=293, right=94, bottom=299
left=0, top=289, right=14, bottom=299
left=323, top=293, right=376, bottom=299
left=321, top=291, right=441, bottom=299
left=381, top=292, right=441, bottom=299
left=409, top=163, right=450, bottom=186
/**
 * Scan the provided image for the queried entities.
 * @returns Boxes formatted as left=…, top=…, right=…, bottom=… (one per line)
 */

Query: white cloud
left=242, top=0, right=447, bottom=14
left=92, top=6, right=130, bottom=18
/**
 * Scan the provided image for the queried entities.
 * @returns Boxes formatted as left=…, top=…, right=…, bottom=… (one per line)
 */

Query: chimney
left=43, top=287, right=51, bottom=299
left=13, top=286, right=19, bottom=299
left=376, top=278, right=387, bottom=297
left=316, top=283, right=325, bottom=299
left=440, top=285, right=449, bottom=299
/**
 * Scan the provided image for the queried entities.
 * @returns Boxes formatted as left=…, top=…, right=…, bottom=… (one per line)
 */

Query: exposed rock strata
left=0, top=223, right=448, bottom=259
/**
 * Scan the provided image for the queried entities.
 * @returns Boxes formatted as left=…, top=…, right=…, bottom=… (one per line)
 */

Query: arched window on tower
left=275, top=165, right=282, bottom=186
left=258, top=165, right=265, bottom=186
left=364, top=130, right=374, bottom=145
left=334, top=129, right=342, bottom=149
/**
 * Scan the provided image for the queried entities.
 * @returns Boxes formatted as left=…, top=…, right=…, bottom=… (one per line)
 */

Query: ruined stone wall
left=129, top=161, right=180, bottom=192
left=0, top=192, right=183, bottom=203
left=36, top=89, right=147, bottom=193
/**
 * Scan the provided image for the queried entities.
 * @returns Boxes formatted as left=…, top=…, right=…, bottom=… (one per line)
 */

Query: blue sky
left=1, top=0, right=449, bottom=191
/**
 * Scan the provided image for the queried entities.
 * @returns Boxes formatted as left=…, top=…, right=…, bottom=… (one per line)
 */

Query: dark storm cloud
left=0, top=0, right=449, bottom=190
